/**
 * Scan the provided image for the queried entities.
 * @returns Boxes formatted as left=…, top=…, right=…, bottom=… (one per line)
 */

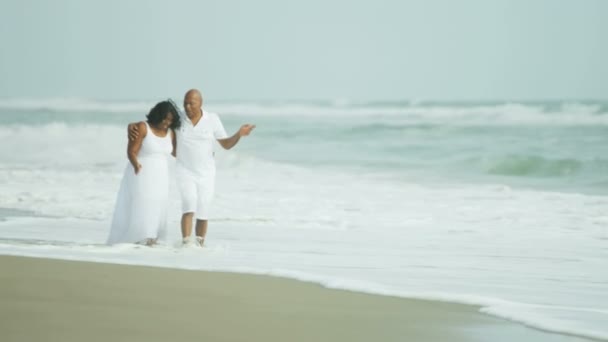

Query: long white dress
left=107, top=123, right=172, bottom=245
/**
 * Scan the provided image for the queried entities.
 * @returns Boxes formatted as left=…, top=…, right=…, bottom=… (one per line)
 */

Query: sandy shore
left=0, top=255, right=591, bottom=342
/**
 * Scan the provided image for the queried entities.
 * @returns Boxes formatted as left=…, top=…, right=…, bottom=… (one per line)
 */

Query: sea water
left=0, top=98, right=607, bottom=340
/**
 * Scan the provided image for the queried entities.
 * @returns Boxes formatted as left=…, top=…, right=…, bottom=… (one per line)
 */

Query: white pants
left=177, top=166, right=215, bottom=220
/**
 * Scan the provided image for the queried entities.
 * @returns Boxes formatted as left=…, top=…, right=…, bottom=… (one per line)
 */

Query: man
left=129, top=89, right=255, bottom=246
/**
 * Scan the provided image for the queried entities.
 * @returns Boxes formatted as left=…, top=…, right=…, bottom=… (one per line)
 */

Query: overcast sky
left=0, top=0, right=606, bottom=101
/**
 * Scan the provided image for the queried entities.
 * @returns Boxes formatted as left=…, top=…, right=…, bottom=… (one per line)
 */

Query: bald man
left=128, top=89, right=255, bottom=246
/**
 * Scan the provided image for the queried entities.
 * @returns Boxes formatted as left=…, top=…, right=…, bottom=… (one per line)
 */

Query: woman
left=107, top=100, right=181, bottom=246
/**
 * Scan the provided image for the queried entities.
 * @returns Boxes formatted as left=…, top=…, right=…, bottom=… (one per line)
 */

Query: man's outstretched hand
left=239, top=124, right=256, bottom=137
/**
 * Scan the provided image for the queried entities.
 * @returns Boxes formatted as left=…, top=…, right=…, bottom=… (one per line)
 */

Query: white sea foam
left=2, top=149, right=607, bottom=340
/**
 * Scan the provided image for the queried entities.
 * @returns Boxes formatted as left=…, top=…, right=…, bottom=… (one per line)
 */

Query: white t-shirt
left=176, top=109, right=228, bottom=177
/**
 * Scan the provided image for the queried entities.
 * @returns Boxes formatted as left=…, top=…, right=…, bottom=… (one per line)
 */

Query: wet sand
left=0, top=255, right=592, bottom=342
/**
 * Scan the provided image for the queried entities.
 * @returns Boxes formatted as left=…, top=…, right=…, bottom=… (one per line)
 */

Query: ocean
left=1, top=98, right=607, bottom=340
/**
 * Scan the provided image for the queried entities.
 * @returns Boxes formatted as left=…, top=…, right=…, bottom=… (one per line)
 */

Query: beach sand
left=0, top=255, right=591, bottom=342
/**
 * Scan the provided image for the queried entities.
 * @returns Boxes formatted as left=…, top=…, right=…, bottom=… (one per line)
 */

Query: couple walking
left=107, top=89, right=255, bottom=247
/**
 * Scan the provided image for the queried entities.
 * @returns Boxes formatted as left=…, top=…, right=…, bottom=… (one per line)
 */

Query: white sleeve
left=214, top=114, right=228, bottom=139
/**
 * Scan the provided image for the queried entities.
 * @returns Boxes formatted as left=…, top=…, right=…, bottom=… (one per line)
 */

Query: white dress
left=107, top=123, right=172, bottom=245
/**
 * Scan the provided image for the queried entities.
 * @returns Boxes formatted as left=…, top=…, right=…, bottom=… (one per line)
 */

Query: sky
left=0, top=0, right=606, bottom=101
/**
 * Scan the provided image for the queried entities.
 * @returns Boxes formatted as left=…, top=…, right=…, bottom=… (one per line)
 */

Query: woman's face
left=160, top=112, right=174, bottom=130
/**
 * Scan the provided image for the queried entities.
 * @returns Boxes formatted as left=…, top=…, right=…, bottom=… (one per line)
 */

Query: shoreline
left=0, top=255, right=595, bottom=342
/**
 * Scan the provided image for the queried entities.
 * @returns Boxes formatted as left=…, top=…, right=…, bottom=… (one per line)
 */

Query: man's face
left=183, top=93, right=202, bottom=119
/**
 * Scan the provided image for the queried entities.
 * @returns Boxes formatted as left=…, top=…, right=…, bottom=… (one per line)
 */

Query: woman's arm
left=127, top=122, right=147, bottom=174
left=171, top=129, right=177, bottom=157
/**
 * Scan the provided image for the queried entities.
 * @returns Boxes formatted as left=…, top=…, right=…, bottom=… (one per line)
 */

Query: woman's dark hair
left=146, top=100, right=181, bottom=129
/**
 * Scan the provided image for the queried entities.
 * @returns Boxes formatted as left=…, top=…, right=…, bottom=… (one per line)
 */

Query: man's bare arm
left=217, top=124, right=256, bottom=150
left=127, top=121, right=144, bottom=141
